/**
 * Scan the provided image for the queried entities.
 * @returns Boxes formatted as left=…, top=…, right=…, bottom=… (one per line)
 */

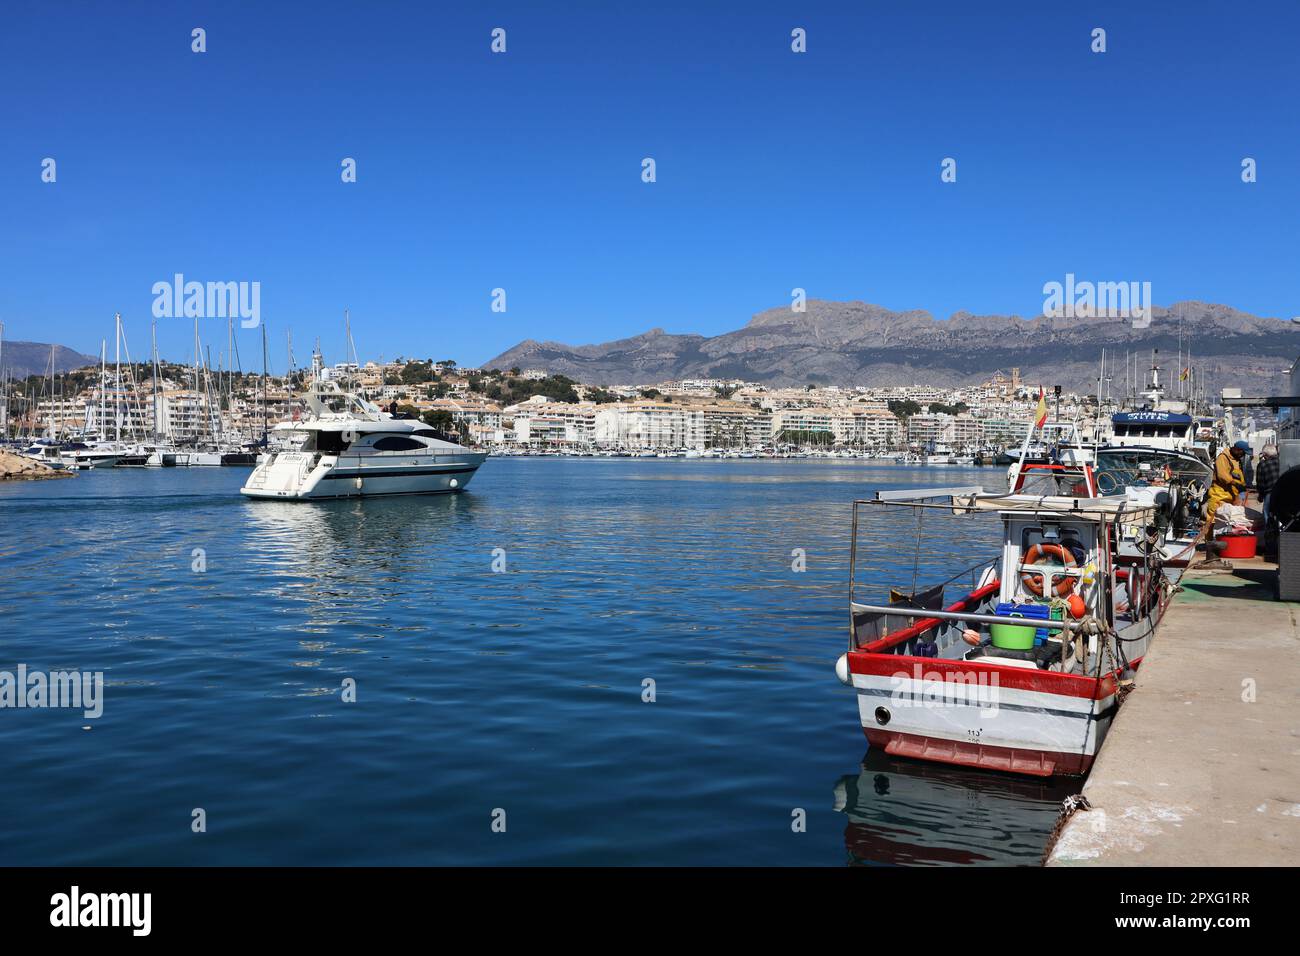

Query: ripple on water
left=0, top=460, right=1071, bottom=864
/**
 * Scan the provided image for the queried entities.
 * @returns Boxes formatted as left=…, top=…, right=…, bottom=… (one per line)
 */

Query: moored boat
left=836, top=465, right=1174, bottom=777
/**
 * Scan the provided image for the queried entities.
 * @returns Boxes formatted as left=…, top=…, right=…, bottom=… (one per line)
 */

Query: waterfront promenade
left=1047, top=556, right=1300, bottom=866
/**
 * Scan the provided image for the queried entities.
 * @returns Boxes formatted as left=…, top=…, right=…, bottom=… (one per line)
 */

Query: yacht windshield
left=1016, top=467, right=1092, bottom=497
left=1094, top=449, right=1209, bottom=496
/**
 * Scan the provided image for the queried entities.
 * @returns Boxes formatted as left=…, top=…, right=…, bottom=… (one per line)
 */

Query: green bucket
left=990, top=606, right=1063, bottom=650
left=990, top=617, right=1037, bottom=650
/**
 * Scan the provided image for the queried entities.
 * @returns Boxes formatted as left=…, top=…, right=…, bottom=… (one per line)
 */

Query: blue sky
left=1, top=1, right=1297, bottom=372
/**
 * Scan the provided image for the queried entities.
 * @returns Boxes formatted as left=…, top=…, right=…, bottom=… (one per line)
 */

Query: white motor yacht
left=19, top=440, right=71, bottom=470
left=55, top=440, right=121, bottom=469
left=240, top=362, right=486, bottom=500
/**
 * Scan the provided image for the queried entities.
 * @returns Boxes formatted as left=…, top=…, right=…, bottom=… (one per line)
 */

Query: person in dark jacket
left=1256, top=444, right=1280, bottom=518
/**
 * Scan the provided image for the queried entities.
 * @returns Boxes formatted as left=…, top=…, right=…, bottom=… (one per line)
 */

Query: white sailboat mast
left=100, top=339, right=107, bottom=438
left=151, top=319, right=160, bottom=445
left=0, top=321, right=4, bottom=438
left=114, top=312, right=122, bottom=445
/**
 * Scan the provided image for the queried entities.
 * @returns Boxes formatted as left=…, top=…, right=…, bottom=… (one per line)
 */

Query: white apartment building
left=906, top=413, right=950, bottom=445
left=698, top=403, right=772, bottom=447
left=505, top=397, right=598, bottom=444
left=513, top=416, right=574, bottom=445
left=424, top=397, right=504, bottom=430
left=946, top=414, right=985, bottom=446
left=656, top=379, right=751, bottom=396
left=157, top=390, right=223, bottom=442
left=868, top=385, right=950, bottom=404
left=32, top=398, right=91, bottom=436
left=978, top=417, right=1030, bottom=444
left=593, top=400, right=705, bottom=449
left=772, top=407, right=837, bottom=441
left=838, top=408, right=902, bottom=446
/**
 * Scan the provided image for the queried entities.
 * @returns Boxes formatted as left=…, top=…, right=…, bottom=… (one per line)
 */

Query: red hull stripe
left=865, top=729, right=1095, bottom=777
left=859, top=582, right=1001, bottom=653
left=849, top=653, right=1118, bottom=699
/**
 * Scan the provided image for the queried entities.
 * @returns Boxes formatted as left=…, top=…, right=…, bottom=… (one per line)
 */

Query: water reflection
left=0, top=461, right=1064, bottom=864
left=833, top=749, right=1079, bottom=866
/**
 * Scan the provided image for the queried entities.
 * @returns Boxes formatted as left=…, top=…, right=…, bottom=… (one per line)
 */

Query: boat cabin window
left=1114, top=423, right=1180, bottom=438
left=309, top=431, right=352, bottom=454
left=1015, top=467, right=1092, bottom=498
left=1094, top=449, right=1209, bottom=496
left=1020, top=524, right=1089, bottom=558
left=372, top=435, right=426, bottom=452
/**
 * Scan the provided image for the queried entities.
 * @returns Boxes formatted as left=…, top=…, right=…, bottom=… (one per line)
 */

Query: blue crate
left=995, top=601, right=1051, bottom=643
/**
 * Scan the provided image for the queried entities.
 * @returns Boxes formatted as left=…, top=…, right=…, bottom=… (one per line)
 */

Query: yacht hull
left=241, top=452, right=487, bottom=499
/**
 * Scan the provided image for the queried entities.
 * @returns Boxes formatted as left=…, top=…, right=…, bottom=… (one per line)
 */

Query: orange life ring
left=1021, top=543, right=1077, bottom=597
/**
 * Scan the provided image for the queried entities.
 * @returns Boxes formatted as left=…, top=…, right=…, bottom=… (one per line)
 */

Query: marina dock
left=1046, top=556, right=1300, bottom=866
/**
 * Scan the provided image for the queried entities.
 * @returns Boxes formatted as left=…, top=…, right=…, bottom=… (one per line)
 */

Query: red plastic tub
left=1219, top=533, right=1258, bottom=559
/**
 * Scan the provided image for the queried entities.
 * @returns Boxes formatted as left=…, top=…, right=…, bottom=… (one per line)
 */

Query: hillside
left=0, top=341, right=100, bottom=379
left=485, top=300, right=1298, bottom=394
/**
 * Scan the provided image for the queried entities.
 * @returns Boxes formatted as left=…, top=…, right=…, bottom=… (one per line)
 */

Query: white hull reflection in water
left=833, top=751, right=1079, bottom=866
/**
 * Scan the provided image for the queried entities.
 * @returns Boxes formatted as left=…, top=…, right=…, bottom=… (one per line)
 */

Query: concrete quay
left=1047, top=556, right=1300, bottom=866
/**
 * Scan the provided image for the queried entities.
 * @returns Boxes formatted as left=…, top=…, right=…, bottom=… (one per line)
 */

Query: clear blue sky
left=1, top=1, right=1297, bottom=373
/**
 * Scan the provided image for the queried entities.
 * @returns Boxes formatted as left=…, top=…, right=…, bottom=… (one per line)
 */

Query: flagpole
left=1015, top=386, right=1046, bottom=478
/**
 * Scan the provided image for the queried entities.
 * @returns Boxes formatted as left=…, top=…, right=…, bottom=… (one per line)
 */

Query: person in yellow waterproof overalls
left=1202, top=440, right=1250, bottom=541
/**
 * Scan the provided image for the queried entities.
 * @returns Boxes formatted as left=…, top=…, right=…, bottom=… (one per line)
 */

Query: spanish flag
left=1180, top=367, right=1190, bottom=381
left=1033, top=387, right=1048, bottom=428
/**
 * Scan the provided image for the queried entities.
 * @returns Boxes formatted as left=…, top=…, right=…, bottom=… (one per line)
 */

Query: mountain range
left=0, top=341, right=100, bottom=380
left=485, top=300, right=1300, bottom=396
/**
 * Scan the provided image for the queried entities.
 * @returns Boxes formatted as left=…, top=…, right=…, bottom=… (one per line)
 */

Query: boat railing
left=849, top=491, right=1004, bottom=649
left=848, top=487, right=1164, bottom=652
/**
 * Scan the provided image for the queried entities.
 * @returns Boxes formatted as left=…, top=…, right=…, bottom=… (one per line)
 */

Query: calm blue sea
left=0, top=459, right=1074, bottom=865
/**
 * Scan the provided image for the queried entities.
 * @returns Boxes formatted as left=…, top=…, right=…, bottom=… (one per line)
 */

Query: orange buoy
left=1021, top=543, right=1078, bottom=597
left=1066, top=593, right=1087, bottom=619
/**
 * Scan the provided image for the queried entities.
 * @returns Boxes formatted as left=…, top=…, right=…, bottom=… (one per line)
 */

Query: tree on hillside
left=422, top=409, right=456, bottom=431
left=400, top=361, right=436, bottom=384
left=887, top=399, right=922, bottom=419
left=927, top=401, right=969, bottom=415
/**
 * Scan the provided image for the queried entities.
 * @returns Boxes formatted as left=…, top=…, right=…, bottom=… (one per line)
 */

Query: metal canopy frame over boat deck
left=847, top=486, right=1160, bottom=654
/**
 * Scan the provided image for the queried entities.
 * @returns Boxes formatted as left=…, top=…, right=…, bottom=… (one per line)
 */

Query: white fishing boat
left=241, top=354, right=486, bottom=500
left=19, top=440, right=71, bottom=470
left=56, top=440, right=121, bottom=469
left=163, top=449, right=225, bottom=467
left=1093, top=446, right=1210, bottom=569
left=926, top=443, right=955, bottom=466
left=836, top=463, right=1174, bottom=777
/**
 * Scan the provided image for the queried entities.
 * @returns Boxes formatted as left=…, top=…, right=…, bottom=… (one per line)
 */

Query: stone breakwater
left=0, top=449, right=71, bottom=480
